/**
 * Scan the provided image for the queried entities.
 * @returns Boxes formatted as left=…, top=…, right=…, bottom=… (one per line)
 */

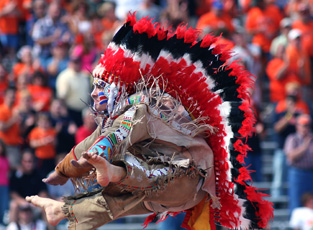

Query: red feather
left=142, top=213, right=157, bottom=229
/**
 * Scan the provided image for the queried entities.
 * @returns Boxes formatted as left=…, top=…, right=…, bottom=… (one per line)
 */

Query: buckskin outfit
left=53, top=14, right=273, bottom=230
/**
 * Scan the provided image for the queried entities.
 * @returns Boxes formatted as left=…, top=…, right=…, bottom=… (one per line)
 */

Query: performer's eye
left=96, top=84, right=104, bottom=89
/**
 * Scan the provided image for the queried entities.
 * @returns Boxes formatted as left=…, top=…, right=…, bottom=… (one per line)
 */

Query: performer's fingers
left=71, top=159, right=83, bottom=168
left=82, top=152, right=91, bottom=159
left=71, top=159, right=92, bottom=169
left=42, top=171, right=68, bottom=185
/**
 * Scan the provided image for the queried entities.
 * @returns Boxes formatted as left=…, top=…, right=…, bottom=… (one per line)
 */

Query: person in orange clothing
left=292, top=3, right=313, bottom=55
left=245, top=0, right=283, bottom=53
left=11, top=46, right=43, bottom=84
left=196, top=0, right=235, bottom=33
left=29, top=112, right=57, bottom=177
left=14, top=90, right=36, bottom=149
left=0, top=0, right=21, bottom=58
left=285, top=29, right=311, bottom=86
left=275, top=82, right=310, bottom=114
left=0, top=87, right=22, bottom=170
left=285, top=0, right=304, bottom=20
left=292, top=3, right=313, bottom=87
left=266, top=29, right=311, bottom=103
left=14, top=73, right=31, bottom=108
left=28, top=71, right=53, bottom=112
left=93, top=1, right=121, bottom=50
left=266, top=44, right=292, bottom=103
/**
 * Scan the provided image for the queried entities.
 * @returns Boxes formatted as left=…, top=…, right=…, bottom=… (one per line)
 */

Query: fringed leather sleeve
left=55, top=125, right=102, bottom=178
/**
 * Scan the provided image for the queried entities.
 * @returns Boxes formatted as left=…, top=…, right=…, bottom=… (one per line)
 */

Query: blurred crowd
left=0, top=0, right=313, bottom=229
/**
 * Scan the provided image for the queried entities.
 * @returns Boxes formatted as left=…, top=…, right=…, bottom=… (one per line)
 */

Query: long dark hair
left=0, top=139, right=7, bottom=157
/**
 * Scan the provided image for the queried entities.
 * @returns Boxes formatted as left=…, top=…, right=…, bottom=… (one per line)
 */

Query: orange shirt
left=12, top=63, right=35, bottom=83
left=285, top=44, right=311, bottom=85
left=28, top=127, right=56, bottom=159
left=0, top=0, right=20, bottom=34
left=0, top=104, right=21, bottom=145
left=275, top=99, right=310, bottom=114
left=196, top=11, right=235, bottom=32
left=266, top=58, right=302, bottom=103
left=27, top=85, right=53, bottom=112
left=245, top=5, right=283, bottom=52
left=293, top=20, right=313, bottom=57
left=266, top=58, right=286, bottom=102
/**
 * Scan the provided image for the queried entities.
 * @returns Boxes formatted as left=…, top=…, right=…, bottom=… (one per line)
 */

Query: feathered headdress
left=93, top=13, right=273, bottom=230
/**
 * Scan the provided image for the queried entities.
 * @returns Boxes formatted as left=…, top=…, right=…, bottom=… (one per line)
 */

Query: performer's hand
left=43, top=171, right=68, bottom=185
left=70, top=155, right=93, bottom=169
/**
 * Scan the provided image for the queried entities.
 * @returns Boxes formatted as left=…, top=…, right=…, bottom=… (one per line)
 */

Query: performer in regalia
left=27, top=14, right=273, bottom=230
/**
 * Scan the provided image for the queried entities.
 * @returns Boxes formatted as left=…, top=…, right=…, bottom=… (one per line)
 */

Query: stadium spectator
left=56, top=55, right=91, bottom=127
left=275, top=82, right=310, bottom=115
left=92, top=1, right=120, bottom=50
left=289, top=192, right=313, bottom=230
left=285, top=0, right=304, bottom=20
left=49, top=99, right=76, bottom=154
left=285, top=28, right=311, bottom=103
left=31, top=2, right=73, bottom=65
left=6, top=204, right=46, bottom=230
left=292, top=2, right=313, bottom=61
left=196, top=0, right=234, bottom=33
left=71, top=33, right=99, bottom=74
left=45, top=41, right=70, bottom=91
left=271, top=92, right=305, bottom=197
left=9, top=150, right=48, bottom=223
left=75, top=108, right=97, bottom=144
left=266, top=28, right=311, bottom=104
left=245, top=0, right=283, bottom=53
left=14, top=73, right=31, bottom=107
left=11, top=46, right=42, bottom=84
left=0, top=88, right=22, bottom=170
left=29, top=113, right=57, bottom=177
left=270, top=17, right=292, bottom=58
left=28, top=71, right=53, bottom=112
left=25, top=0, right=46, bottom=47
left=66, top=1, right=92, bottom=36
left=0, top=0, right=21, bottom=60
left=14, top=90, right=36, bottom=149
left=285, top=114, right=313, bottom=214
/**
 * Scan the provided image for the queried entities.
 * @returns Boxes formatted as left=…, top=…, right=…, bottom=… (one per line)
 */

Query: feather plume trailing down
left=92, top=13, right=273, bottom=229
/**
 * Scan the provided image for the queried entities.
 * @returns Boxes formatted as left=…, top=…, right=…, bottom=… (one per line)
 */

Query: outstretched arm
left=43, top=126, right=102, bottom=185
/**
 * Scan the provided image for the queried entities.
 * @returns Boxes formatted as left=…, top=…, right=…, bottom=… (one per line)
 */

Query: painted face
left=91, top=78, right=118, bottom=112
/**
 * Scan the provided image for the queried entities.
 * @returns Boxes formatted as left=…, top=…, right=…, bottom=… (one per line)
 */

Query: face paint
left=93, top=78, right=107, bottom=88
left=93, top=78, right=119, bottom=98
left=98, top=92, right=108, bottom=105
left=104, top=84, right=119, bottom=98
